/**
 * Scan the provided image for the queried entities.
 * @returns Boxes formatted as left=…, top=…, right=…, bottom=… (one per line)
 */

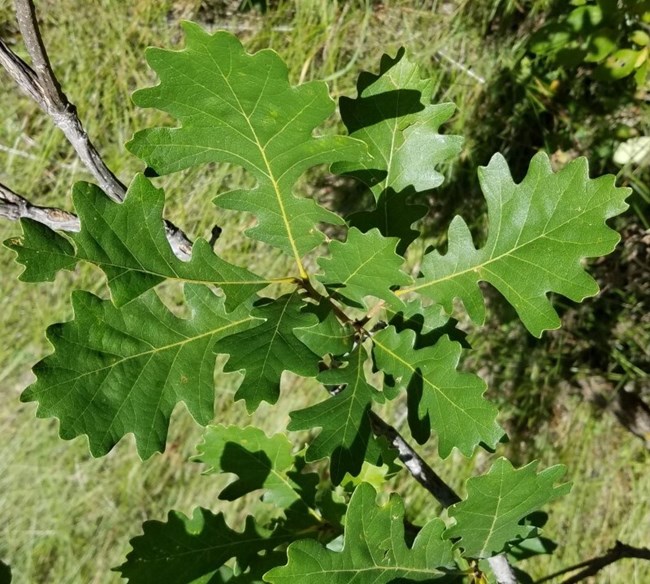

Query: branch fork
left=0, top=0, right=193, bottom=259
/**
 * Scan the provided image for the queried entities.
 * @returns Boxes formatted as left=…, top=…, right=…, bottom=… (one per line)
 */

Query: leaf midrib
left=397, top=188, right=606, bottom=297
left=42, top=316, right=255, bottom=391
left=372, top=336, right=495, bottom=434
left=27, top=241, right=273, bottom=288
left=210, top=55, right=308, bottom=278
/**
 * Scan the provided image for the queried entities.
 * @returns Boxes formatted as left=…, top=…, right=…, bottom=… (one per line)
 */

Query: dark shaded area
left=348, top=187, right=428, bottom=256
left=339, top=88, right=425, bottom=134
left=356, top=47, right=405, bottom=94
left=0, top=560, right=10, bottom=584
left=217, top=442, right=273, bottom=501
left=406, top=371, right=429, bottom=446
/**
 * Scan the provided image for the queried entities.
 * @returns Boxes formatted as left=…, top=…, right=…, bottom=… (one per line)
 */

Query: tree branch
left=0, top=181, right=79, bottom=232
left=0, top=38, right=42, bottom=103
left=11, top=0, right=125, bottom=201
left=536, top=541, right=650, bottom=584
left=0, top=180, right=195, bottom=261
left=0, top=0, right=194, bottom=259
left=14, top=0, right=67, bottom=106
left=368, top=411, right=460, bottom=507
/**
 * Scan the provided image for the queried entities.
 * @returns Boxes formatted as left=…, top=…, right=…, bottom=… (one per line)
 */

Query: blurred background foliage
left=0, top=0, right=648, bottom=582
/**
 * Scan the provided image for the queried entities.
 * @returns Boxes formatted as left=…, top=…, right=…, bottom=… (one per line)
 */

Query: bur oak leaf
left=334, top=49, right=463, bottom=197
left=195, top=424, right=305, bottom=508
left=372, top=326, right=503, bottom=456
left=445, top=458, right=570, bottom=558
left=214, top=293, right=320, bottom=411
left=22, top=284, right=255, bottom=458
left=127, top=23, right=369, bottom=273
left=407, top=153, right=630, bottom=337
left=264, top=482, right=458, bottom=583
left=288, top=347, right=384, bottom=484
left=117, top=508, right=290, bottom=584
left=4, top=218, right=77, bottom=282
left=317, top=227, right=412, bottom=309
left=7, top=176, right=265, bottom=310
left=294, top=309, right=355, bottom=357
left=347, top=188, right=429, bottom=256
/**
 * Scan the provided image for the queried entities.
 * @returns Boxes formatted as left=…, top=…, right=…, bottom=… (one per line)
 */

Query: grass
left=0, top=0, right=648, bottom=582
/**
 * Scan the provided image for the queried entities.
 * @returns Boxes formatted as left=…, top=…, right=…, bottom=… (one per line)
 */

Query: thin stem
left=297, top=276, right=359, bottom=329
left=0, top=181, right=80, bottom=232
left=358, top=298, right=387, bottom=327
left=368, top=411, right=460, bottom=506
left=536, top=541, right=650, bottom=584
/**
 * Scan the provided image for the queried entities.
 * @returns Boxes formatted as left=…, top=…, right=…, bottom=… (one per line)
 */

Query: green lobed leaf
left=445, top=458, right=570, bottom=558
left=507, top=535, right=557, bottom=562
left=529, top=23, right=574, bottom=55
left=584, top=28, right=617, bottom=62
left=195, top=424, right=305, bottom=507
left=317, top=227, right=412, bottom=310
left=128, top=23, right=368, bottom=271
left=117, top=508, right=290, bottom=584
left=334, top=49, right=463, bottom=198
left=566, top=4, right=603, bottom=33
left=5, top=176, right=265, bottom=310
left=407, top=153, right=630, bottom=337
left=334, top=50, right=462, bottom=254
left=594, top=48, right=641, bottom=80
left=294, top=308, right=355, bottom=357
left=372, top=326, right=503, bottom=455
left=288, top=347, right=384, bottom=484
left=4, top=218, right=77, bottom=281
left=265, top=482, right=458, bottom=583
left=209, top=554, right=289, bottom=584
left=214, top=293, right=320, bottom=411
left=22, top=284, right=255, bottom=458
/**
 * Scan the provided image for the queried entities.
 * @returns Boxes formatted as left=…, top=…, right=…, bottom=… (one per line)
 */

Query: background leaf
left=408, top=153, right=630, bottom=336
left=445, top=458, right=570, bottom=558
left=22, top=285, right=254, bottom=458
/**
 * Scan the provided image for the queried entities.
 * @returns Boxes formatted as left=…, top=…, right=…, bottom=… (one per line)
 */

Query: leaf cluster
left=3, top=21, right=630, bottom=583
left=528, top=0, right=650, bottom=85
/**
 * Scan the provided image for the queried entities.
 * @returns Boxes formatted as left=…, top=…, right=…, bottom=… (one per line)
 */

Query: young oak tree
left=0, top=6, right=638, bottom=584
